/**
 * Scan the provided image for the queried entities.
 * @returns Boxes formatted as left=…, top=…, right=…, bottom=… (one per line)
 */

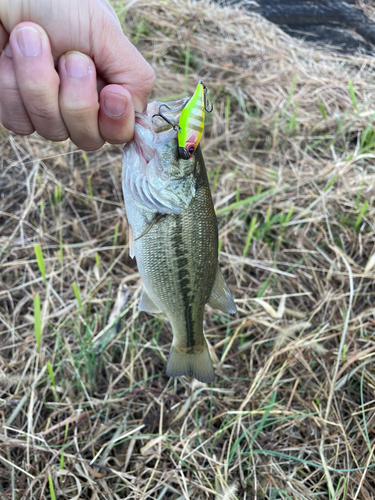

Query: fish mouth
left=133, top=111, right=178, bottom=165
left=134, top=114, right=154, bottom=163
left=135, top=113, right=151, bottom=130
left=135, top=142, right=149, bottom=163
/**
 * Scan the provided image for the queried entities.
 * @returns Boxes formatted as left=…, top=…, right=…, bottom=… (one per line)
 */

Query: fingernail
left=3, top=43, right=12, bottom=58
left=132, top=96, right=145, bottom=113
left=103, top=93, right=127, bottom=118
left=64, top=52, right=90, bottom=78
left=16, top=27, right=41, bottom=57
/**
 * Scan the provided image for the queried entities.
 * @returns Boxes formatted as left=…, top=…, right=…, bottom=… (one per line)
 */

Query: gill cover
left=178, top=81, right=206, bottom=159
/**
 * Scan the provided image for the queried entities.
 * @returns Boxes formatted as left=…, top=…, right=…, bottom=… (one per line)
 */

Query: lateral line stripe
left=173, top=217, right=194, bottom=349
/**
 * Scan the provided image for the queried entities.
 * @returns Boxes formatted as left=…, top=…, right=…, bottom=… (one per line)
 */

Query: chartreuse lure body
left=178, top=81, right=207, bottom=159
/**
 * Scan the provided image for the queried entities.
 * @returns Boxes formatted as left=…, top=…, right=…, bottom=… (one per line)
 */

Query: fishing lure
left=152, top=81, right=213, bottom=159
left=177, top=81, right=212, bottom=159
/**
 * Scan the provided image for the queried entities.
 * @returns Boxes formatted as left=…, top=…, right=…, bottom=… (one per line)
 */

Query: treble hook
left=152, top=104, right=180, bottom=131
left=199, top=80, right=213, bottom=113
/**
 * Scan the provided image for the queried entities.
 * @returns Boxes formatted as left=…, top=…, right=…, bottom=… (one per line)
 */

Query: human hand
left=0, top=0, right=155, bottom=150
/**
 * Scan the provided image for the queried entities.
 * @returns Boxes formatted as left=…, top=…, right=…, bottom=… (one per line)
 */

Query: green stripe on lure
left=178, top=80, right=212, bottom=160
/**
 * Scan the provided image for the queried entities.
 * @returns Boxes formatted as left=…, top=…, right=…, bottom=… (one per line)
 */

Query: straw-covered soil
left=1, top=0, right=375, bottom=498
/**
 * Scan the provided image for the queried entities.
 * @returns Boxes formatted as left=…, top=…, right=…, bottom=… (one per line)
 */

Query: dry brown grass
left=1, top=0, right=375, bottom=498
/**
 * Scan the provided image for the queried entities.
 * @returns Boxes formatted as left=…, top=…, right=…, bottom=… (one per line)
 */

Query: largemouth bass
left=122, top=98, right=236, bottom=383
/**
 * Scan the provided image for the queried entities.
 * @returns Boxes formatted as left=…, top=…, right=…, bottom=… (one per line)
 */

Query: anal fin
left=139, top=287, right=162, bottom=314
left=208, top=266, right=237, bottom=314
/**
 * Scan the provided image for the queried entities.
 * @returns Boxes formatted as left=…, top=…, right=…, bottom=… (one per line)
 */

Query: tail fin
left=166, top=342, right=215, bottom=383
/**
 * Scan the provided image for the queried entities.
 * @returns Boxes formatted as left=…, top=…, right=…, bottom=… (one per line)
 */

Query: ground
left=1, top=0, right=375, bottom=499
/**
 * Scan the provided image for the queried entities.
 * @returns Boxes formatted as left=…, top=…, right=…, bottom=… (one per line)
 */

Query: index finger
left=88, top=10, right=155, bottom=112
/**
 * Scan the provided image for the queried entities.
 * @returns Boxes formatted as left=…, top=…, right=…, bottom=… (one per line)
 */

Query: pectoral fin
left=128, top=224, right=135, bottom=258
left=139, top=287, right=162, bottom=314
left=208, top=266, right=237, bottom=314
left=134, top=214, right=167, bottom=243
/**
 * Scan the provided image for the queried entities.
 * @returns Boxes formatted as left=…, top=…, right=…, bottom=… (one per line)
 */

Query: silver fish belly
left=122, top=100, right=236, bottom=383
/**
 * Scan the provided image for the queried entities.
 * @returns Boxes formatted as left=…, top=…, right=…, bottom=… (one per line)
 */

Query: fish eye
left=188, top=146, right=194, bottom=156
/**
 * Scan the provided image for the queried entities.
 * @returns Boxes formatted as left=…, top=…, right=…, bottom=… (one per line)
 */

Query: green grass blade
left=59, top=230, right=63, bottom=266
left=95, top=252, right=101, bottom=274
left=324, top=174, right=339, bottom=192
left=48, top=475, right=56, bottom=500
left=243, top=216, right=257, bottom=258
left=60, top=422, right=69, bottom=469
left=216, top=188, right=275, bottom=215
left=54, top=182, right=62, bottom=205
left=34, top=294, right=42, bottom=353
left=87, top=176, right=93, bottom=203
left=257, top=276, right=271, bottom=298
left=225, top=96, right=231, bottom=124
left=285, top=75, right=298, bottom=110
left=317, top=95, right=327, bottom=120
left=361, top=369, right=371, bottom=455
left=113, top=223, right=119, bottom=248
left=334, top=476, right=347, bottom=500
left=46, top=360, right=55, bottom=387
left=34, top=244, right=46, bottom=282
left=250, top=391, right=277, bottom=447
left=271, top=490, right=293, bottom=500
left=284, top=205, right=294, bottom=226
left=252, top=449, right=375, bottom=473
left=348, top=80, right=358, bottom=112
left=354, top=200, right=368, bottom=231
left=228, top=393, right=277, bottom=464
left=71, top=283, right=82, bottom=309
left=218, top=239, right=223, bottom=255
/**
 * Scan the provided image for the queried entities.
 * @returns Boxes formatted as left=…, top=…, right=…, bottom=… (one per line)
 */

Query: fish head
left=123, top=98, right=198, bottom=214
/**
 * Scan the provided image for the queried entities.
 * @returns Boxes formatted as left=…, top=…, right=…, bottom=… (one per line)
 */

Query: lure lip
left=178, top=147, right=190, bottom=160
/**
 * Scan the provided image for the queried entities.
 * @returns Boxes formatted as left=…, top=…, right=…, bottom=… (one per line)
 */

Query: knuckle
left=24, top=94, right=57, bottom=120
left=137, top=65, right=156, bottom=96
left=21, top=72, right=60, bottom=97
left=62, top=100, right=99, bottom=120
left=70, top=124, right=104, bottom=151
left=22, top=89, right=62, bottom=124
left=144, top=66, right=156, bottom=92
left=26, top=104, right=68, bottom=140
